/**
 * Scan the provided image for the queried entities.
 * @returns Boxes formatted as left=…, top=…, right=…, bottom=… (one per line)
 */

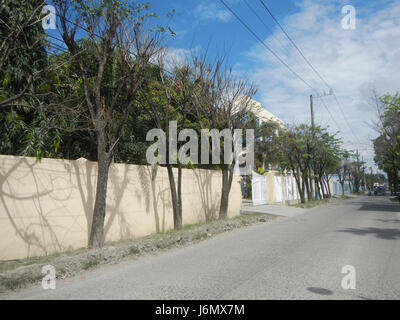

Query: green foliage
left=0, top=0, right=47, bottom=97
left=373, top=93, right=400, bottom=190
left=245, top=112, right=281, bottom=170
left=82, top=256, right=101, bottom=270
left=0, top=0, right=60, bottom=158
left=276, top=124, right=343, bottom=202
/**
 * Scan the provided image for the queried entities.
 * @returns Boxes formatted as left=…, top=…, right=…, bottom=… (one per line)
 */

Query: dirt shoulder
left=290, top=194, right=355, bottom=209
left=0, top=212, right=281, bottom=294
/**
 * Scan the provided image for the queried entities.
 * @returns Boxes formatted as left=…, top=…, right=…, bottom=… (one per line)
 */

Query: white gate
left=274, top=176, right=283, bottom=203
left=252, top=171, right=267, bottom=206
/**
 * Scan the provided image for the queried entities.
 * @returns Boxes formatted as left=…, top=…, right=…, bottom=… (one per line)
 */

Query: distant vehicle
left=374, top=186, right=386, bottom=196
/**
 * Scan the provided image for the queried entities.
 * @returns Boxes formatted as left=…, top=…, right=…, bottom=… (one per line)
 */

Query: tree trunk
left=89, top=143, right=112, bottom=248
left=219, top=164, right=234, bottom=220
left=301, top=177, right=306, bottom=203
left=393, top=171, right=399, bottom=193
left=340, top=181, right=345, bottom=196
left=318, top=178, right=325, bottom=199
left=166, top=164, right=182, bottom=230
left=348, top=173, right=352, bottom=193
left=315, top=178, right=321, bottom=200
left=325, top=176, right=332, bottom=197
left=293, top=173, right=305, bottom=204
left=304, top=177, right=312, bottom=201
left=322, top=177, right=330, bottom=198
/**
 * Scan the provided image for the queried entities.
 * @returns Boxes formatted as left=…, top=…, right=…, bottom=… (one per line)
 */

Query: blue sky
left=145, top=0, right=400, bottom=170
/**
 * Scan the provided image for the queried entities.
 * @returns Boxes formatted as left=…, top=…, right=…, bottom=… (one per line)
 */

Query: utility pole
left=310, top=94, right=314, bottom=128
left=369, top=166, right=373, bottom=190
left=310, top=89, right=333, bottom=128
left=309, top=90, right=333, bottom=199
left=362, top=156, right=367, bottom=192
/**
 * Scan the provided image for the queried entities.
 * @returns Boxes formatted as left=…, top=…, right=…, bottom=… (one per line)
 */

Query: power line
left=218, top=0, right=350, bottom=137
left=256, top=0, right=362, bottom=146
left=218, top=0, right=316, bottom=92
left=242, top=0, right=293, bottom=60
left=332, top=93, right=360, bottom=143
left=257, top=0, right=330, bottom=89
left=320, top=97, right=343, bottom=132
left=243, top=0, right=323, bottom=89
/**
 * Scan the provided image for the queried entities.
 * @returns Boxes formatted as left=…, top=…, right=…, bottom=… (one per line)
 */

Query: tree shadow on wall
left=0, top=156, right=133, bottom=259
left=72, top=159, right=134, bottom=243
left=0, top=157, right=64, bottom=257
left=137, top=164, right=171, bottom=233
left=193, top=169, right=219, bottom=221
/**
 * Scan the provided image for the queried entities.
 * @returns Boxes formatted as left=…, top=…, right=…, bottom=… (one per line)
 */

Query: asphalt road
left=3, top=195, right=400, bottom=300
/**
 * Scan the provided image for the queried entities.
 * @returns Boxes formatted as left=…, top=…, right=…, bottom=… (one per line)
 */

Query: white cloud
left=244, top=0, right=400, bottom=168
left=193, top=1, right=233, bottom=23
left=160, top=46, right=202, bottom=72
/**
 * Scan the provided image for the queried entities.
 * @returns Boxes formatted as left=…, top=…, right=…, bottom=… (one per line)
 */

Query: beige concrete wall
left=0, top=155, right=242, bottom=260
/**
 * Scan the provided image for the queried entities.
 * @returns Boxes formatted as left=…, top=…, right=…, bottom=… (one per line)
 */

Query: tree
left=139, top=62, right=191, bottom=230
left=277, top=124, right=315, bottom=202
left=335, top=150, right=352, bottom=196
left=252, top=118, right=281, bottom=171
left=0, top=0, right=61, bottom=158
left=373, top=93, right=400, bottom=193
left=0, top=0, right=48, bottom=108
left=189, top=57, right=257, bottom=219
left=277, top=124, right=343, bottom=203
left=348, top=151, right=365, bottom=193
left=54, top=0, right=162, bottom=247
left=312, top=129, right=342, bottom=199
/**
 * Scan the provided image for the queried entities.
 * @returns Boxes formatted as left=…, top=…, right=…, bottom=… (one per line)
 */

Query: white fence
left=250, top=171, right=306, bottom=206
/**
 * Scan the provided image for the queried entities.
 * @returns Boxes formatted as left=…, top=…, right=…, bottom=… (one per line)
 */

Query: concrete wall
left=0, top=155, right=242, bottom=260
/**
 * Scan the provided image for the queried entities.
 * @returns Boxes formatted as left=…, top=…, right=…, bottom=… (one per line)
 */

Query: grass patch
left=128, top=246, right=140, bottom=255
left=193, top=231, right=208, bottom=241
left=0, top=274, right=43, bottom=291
left=0, top=277, right=25, bottom=291
left=82, top=256, right=100, bottom=270
left=182, top=221, right=209, bottom=231
left=335, top=195, right=351, bottom=200
left=237, top=212, right=266, bottom=219
left=0, top=252, right=63, bottom=273
left=236, top=212, right=277, bottom=225
left=291, top=198, right=331, bottom=209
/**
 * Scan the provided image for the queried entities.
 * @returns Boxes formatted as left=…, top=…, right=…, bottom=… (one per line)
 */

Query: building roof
left=248, top=98, right=284, bottom=126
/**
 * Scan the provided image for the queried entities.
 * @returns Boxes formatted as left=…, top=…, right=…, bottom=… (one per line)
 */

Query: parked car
left=374, top=186, right=386, bottom=196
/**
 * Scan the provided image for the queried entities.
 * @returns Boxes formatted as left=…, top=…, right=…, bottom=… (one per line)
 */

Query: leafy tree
left=312, top=128, right=342, bottom=198
left=251, top=116, right=281, bottom=171
left=0, top=0, right=60, bottom=157
left=373, top=93, right=400, bottom=193
left=335, top=150, right=353, bottom=196
left=277, top=124, right=343, bottom=203
left=188, top=57, right=257, bottom=219
left=54, top=0, right=163, bottom=247
left=0, top=0, right=48, bottom=108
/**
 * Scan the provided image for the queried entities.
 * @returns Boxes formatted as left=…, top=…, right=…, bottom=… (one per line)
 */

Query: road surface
left=3, top=195, right=400, bottom=300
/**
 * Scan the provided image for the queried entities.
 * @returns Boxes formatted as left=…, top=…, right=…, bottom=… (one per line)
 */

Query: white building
left=233, top=95, right=284, bottom=127
left=247, top=98, right=284, bottom=127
